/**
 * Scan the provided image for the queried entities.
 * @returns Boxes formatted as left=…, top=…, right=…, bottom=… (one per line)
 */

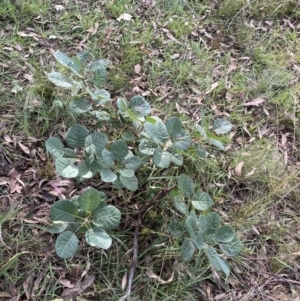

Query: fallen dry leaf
left=175, top=102, right=190, bottom=115
left=61, top=274, right=95, bottom=298
left=56, top=279, right=75, bottom=289
left=121, top=271, right=127, bottom=290
left=205, top=82, right=219, bottom=94
left=146, top=270, right=174, bottom=284
left=17, top=142, right=30, bottom=155
left=134, top=64, right=141, bottom=74
left=87, top=22, right=99, bottom=35
left=117, top=13, right=132, bottom=22
left=243, top=97, right=266, bottom=106
left=162, top=28, right=182, bottom=44
left=171, top=53, right=180, bottom=59
left=245, top=169, right=256, bottom=177
left=234, top=161, right=244, bottom=177
left=54, top=5, right=65, bottom=11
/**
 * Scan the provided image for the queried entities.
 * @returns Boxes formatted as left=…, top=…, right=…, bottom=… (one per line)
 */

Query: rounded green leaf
left=173, top=196, right=189, bottom=216
left=97, top=150, right=114, bottom=169
left=129, top=95, right=151, bottom=115
left=119, top=169, right=134, bottom=178
left=55, top=231, right=78, bottom=259
left=84, top=157, right=100, bottom=174
left=192, top=190, right=213, bottom=211
left=85, top=229, right=112, bottom=249
left=113, top=177, right=124, bottom=189
left=171, top=130, right=191, bottom=150
left=76, top=50, right=89, bottom=64
left=93, top=89, right=110, bottom=105
left=206, top=212, right=220, bottom=234
left=78, top=188, right=106, bottom=212
left=69, top=98, right=91, bottom=114
left=66, top=124, right=89, bottom=148
left=50, top=200, right=78, bottom=222
left=45, top=137, right=64, bottom=158
left=153, top=147, right=171, bottom=168
left=54, top=51, right=72, bottom=66
left=195, top=125, right=207, bottom=139
left=88, top=59, right=109, bottom=71
left=93, top=205, right=121, bottom=230
left=53, top=51, right=82, bottom=76
left=216, top=256, right=230, bottom=278
left=185, top=211, right=197, bottom=238
left=213, top=118, right=232, bottom=134
left=206, top=137, right=225, bottom=151
left=111, top=139, right=128, bottom=161
left=205, top=246, right=230, bottom=277
left=124, top=155, right=142, bottom=171
left=55, top=158, right=79, bottom=178
left=197, top=214, right=207, bottom=233
left=167, top=148, right=183, bottom=166
left=168, top=221, right=184, bottom=236
left=121, top=131, right=135, bottom=141
left=194, top=144, right=207, bottom=159
left=63, top=148, right=77, bottom=158
left=205, top=246, right=221, bottom=271
left=178, top=174, right=194, bottom=197
left=216, top=226, right=235, bottom=243
left=77, top=162, right=93, bottom=179
left=144, top=118, right=169, bottom=144
left=85, top=132, right=107, bottom=154
left=166, top=117, right=183, bottom=136
left=48, top=72, right=73, bottom=88
left=119, top=175, right=138, bottom=191
left=181, top=238, right=195, bottom=262
left=219, top=237, right=241, bottom=256
left=193, top=233, right=206, bottom=249
left=204, top=233, right=218, bottom=244
left=100, top=169, right=117, bottom=182
left=47, top=221, right=68, bottom=234
left=70, top=56, right=81, bottom=73
left=90, top=110, right=110, bottom=121
left=117, top=97, right=128, bottom=113
left=139, top=139, right=158, bottom=155
left=52, top=100, right=64, bottom=108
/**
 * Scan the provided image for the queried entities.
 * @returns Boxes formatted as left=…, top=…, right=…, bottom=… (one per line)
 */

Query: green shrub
left=45, top=50, right=241, bottom=278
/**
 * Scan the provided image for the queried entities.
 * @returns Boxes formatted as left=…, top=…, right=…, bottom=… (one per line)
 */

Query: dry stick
left=118, top=186, right=176, bottom=301
left=118, top=214, right=140, bottom=301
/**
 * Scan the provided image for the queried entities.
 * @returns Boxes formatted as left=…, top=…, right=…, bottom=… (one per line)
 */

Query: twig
left=118, top=214, right=141, bottom=301
left=118, top=186, right=176, bottom=301
left=138, top=186, right=177, bottom=214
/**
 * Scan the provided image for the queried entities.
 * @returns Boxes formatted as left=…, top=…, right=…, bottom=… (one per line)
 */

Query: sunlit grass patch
left=0, top=0, right=49, bottom=25
left=217, top=0, right=297, bottom=19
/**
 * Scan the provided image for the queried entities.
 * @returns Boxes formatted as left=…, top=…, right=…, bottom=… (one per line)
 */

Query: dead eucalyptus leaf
left=56, top=279, right=74, bottom=289
left=121, top=271, right=127, bottom=290
left=18, top=142, right=30, bottom=155
left=234, top=161, right=244, bottom=177
left=146, top=270, right=174, bottom=284
left=54, top=5, right=65, bottom=11
left=61, top=274, right=95, bottom=298
left=205, top=82, right=219, bottom=94
left=134, top=64, right=141, bottom=74
left=243, top=98, right=266, bottom=107
left=245, top=169, right=256, bottom=177
left=117, top=13, right=132, bottom=22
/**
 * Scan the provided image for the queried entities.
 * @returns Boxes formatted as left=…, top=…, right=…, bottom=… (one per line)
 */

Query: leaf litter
left=1, top=0, right=300, bottom=300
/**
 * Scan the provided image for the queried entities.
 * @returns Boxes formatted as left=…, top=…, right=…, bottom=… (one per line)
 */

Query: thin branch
left=138, top=186, right=176, bottom=214
left=118, top=186, right=175, bottom=301
left=118, top=214, right=140, bottom=301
